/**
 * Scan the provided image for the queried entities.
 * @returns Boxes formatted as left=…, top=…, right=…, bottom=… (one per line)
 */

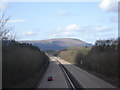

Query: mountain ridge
left=20, top=38, right=92, bottom=50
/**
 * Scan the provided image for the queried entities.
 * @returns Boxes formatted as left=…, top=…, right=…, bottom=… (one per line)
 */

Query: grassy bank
left=59, top=47, right=91, bottom=64
left=2, top=40, right=49, bottom=88
left=59, top=39, right=119, bottom=87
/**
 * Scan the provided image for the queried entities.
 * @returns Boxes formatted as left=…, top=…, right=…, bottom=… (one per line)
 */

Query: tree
left=0, top=13, right=14, bottom=40
left=0, top=13, right=9, bottom=37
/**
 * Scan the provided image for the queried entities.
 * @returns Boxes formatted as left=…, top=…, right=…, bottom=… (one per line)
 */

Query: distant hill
left=20, top=38, right=92, bottom=50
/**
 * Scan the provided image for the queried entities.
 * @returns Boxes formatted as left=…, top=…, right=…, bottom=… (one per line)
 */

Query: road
left=38, top=57, right=70, bottom=89
left=57, top=57, right=117, bottom=89
left=38, top=56, right=117, bottom=89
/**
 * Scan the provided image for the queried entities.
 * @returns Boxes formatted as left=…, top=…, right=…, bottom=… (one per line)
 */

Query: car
left=47, top=76, right=53, bottom=81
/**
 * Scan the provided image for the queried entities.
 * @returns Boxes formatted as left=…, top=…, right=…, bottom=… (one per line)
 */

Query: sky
left=0, top=0, right=119, bottom=44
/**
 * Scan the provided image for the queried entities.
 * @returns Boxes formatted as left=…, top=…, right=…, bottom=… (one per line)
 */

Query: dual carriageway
left=37, top=56, right=117, bottom=90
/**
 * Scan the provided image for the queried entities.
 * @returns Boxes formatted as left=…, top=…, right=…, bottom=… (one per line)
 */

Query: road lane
left=38, top=57, right=69, bottom=88
left=57, top=57, right=117, bottom=89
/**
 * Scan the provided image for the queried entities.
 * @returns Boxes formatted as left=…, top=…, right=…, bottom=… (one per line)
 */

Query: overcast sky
left=0, top=0, right=119, bottom=44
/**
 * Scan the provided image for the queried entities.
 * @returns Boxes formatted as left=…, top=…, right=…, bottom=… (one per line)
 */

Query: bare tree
left=0, top=13, right=14, bottom=40
left=0, top=13, right=9, bottom=37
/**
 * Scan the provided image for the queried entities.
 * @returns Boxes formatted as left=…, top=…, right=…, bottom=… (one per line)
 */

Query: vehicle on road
left=47, top=76, right=53, bottom=81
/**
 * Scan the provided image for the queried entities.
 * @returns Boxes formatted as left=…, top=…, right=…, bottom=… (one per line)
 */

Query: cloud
left=56, top=24, right=80, bottom=32
left=48, top=24, right=115, bottom=42
left=0, top=1, right=8, bottom=11
left=59, top=31, right=71, bottom=36
left=95, top=25, right=110, bottom=31
left=22, top=31, right=37, bottom=36
left=49, top=34, right=57, bottom=38
left=49, top=24, right=81, bottom=38
left=49, top=31, right=72, bottom=38
left=8, top=19, right=27, bottom=23
left=99, top=0, right=118, bottom=12
left=58, top=24, right=111, bottom=32
left=54, top=10, right=71, bottom=16
left=65, top=24, right=80, bottom=31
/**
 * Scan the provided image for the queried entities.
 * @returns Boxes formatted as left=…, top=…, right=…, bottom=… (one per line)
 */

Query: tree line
left=59, top=38, right=119, bottom=87
left=1, top=13, right=50, bottom=88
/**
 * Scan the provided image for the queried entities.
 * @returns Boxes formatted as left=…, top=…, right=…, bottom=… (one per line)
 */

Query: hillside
left=20, top=38, right=92, bottom=50
left=2, top=40, right=49, bottom=88
left=59, top=47, right=91, bottom=64
left=59, top=39, right=118, bottom=87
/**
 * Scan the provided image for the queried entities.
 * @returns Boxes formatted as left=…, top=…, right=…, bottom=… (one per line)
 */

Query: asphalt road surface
left=38, top=57, right=70, bottom=89
left=57, top=57, right=117, bottom=89
left=38, top=56, right=117, bottom=89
